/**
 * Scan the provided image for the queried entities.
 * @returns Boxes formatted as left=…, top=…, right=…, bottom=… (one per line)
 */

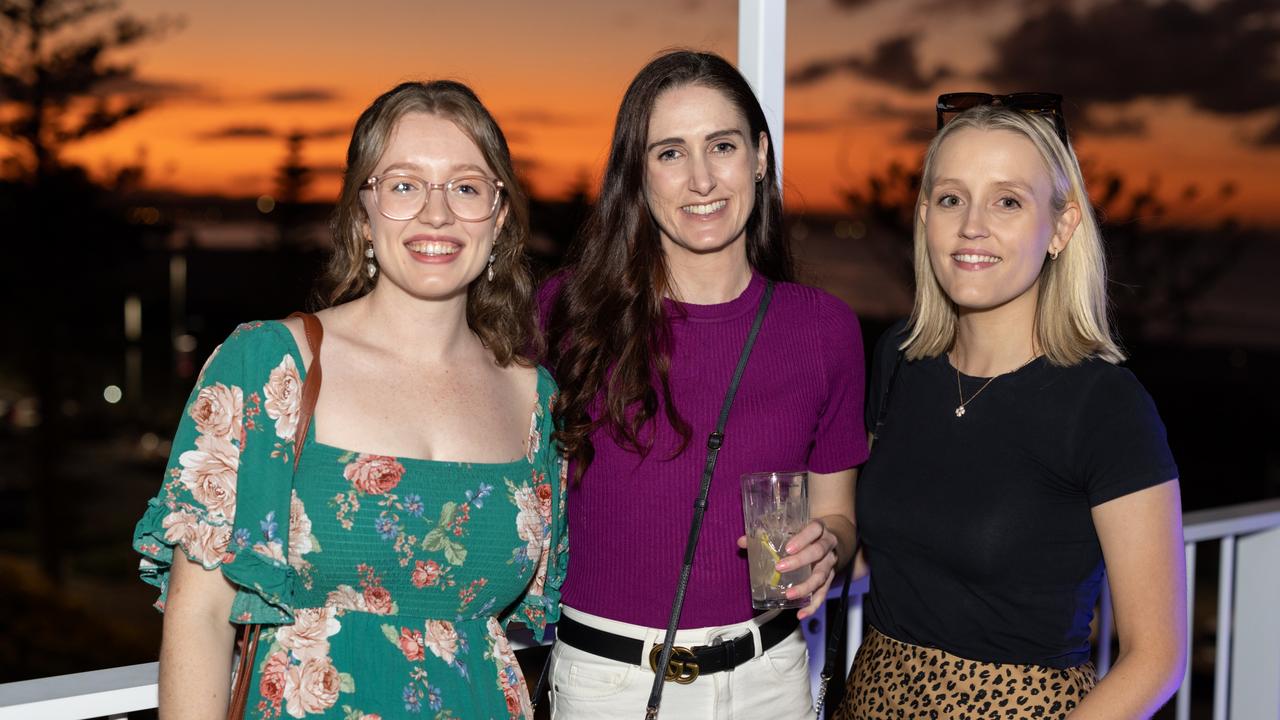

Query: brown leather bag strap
left=287, top=312, right=323, bottom=470
left=226, top=623, right=261, bottom=719
left=226, top=312, right=322, bottom=719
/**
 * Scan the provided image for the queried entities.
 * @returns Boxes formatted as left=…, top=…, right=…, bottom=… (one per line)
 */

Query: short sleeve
left=507, top=368, right=568, bottom=641
left=132, top=321, right=305, bottom=625
left=807, top=295, right=870, bottom=472
left=1076, top=365, right=1179, bottom=507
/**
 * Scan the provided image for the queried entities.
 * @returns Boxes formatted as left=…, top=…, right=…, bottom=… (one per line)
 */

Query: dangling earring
left=486, top=248, right=497, bottom=282
left=365, top=244, right=377, bottom=278
left=1049, top=248, right=1060, bottom=261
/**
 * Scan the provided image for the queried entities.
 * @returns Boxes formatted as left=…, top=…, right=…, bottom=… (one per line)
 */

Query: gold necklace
left=953, top=355, right=1036, bottom=418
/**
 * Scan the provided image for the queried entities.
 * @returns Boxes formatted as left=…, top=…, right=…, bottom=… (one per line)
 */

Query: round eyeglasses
left=363, top=173, right=505, bottom=222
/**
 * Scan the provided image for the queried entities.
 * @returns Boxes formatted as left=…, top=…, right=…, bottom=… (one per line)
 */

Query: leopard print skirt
left=834, top=628, right=1098, bottom=719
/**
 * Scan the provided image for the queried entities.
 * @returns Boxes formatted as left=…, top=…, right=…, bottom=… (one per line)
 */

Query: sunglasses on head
left=936, top=92, right=1070, bottom=147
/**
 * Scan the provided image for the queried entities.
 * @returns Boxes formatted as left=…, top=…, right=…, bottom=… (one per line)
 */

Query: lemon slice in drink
left=757, top=529, right=782, bottom=586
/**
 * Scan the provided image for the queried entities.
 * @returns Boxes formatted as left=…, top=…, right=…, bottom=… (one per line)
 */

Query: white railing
left=3, top=498, right=1278, bottom=719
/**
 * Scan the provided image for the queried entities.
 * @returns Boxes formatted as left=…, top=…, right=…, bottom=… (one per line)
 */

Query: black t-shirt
left=857, top=324, right=1179, bottom=668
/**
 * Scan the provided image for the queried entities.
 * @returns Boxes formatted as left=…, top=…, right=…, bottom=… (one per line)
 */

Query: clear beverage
left=741, top=471, right=811, bottom=610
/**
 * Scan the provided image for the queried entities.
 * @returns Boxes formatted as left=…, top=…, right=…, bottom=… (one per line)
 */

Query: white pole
left=738, top=0, right=786, bottom=184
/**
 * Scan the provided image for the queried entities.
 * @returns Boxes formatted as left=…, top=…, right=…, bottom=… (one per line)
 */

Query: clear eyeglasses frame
left=362, top=172, right=505, bottom=222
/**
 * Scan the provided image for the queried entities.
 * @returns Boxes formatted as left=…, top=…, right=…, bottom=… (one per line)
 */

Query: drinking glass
left=741, top=471, right=811, bottom=610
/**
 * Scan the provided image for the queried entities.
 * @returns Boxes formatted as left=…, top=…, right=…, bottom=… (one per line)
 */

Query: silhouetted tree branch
left=0, top=0, right=178, bottom=178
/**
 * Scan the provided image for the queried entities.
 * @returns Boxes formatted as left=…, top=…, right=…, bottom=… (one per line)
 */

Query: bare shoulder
left=499, top=360, right=541, bottom=409
left=279, top=308, right=342, bottom=369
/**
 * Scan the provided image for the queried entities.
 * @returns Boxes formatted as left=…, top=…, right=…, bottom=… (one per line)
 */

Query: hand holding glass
left=741, top=471, right=812, bottom=610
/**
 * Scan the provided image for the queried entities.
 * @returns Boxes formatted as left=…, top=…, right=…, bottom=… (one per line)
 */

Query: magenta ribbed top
left=542, top=272, right=868, bottom=628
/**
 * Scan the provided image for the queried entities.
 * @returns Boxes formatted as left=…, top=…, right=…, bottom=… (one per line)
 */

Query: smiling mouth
left=406, top=241, right=460, bottom=257
left=682, top=200, right=726, bottom=216
left=953, top=253, right=1002, bottom=264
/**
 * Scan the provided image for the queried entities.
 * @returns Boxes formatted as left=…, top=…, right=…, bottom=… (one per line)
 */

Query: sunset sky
left=13, top=0, right=1280, bottom=225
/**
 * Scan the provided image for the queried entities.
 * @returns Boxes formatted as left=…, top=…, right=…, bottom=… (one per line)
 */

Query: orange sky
left=11, top=0, right=1279, bottom=225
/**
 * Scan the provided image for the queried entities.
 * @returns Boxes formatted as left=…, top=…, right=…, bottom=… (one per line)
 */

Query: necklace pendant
left=955, top=405, right=966, bottom=417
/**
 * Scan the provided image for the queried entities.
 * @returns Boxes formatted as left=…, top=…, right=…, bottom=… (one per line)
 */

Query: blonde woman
left=838, top=95, right=1185, bottom=719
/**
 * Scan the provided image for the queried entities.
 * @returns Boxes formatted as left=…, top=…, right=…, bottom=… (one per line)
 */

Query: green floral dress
left=134, top=321, right=567, bottom=720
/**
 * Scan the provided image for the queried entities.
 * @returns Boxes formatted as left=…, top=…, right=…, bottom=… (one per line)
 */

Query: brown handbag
left=225, top=312, right=324, bottom=719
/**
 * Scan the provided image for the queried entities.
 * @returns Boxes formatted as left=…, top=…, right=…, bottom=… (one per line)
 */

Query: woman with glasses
left=134, top=81, right=566, bottom=719
left=836, top=96, right=1185, bottom=719
left=541, top=50, right=867, bottom=718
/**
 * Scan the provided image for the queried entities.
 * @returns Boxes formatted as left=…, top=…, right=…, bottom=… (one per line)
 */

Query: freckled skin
left=360, top=112, right=507, bottom=303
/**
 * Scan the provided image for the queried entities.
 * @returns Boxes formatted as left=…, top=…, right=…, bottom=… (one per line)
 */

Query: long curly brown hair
left=319, top=80, right=540, bottom=367
left=546, top=50, right=793, bottom=480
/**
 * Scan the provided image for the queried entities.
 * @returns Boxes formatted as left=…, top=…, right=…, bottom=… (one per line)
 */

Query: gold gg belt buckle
left=648, top=643, right=700, bottom=684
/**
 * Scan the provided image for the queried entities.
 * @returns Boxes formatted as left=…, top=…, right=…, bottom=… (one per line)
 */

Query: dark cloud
left=1074, top=112, right=1148, bottom=138
left=787, top=35, right=952, bottom=91
left=196, top=124, right=352, bottom=141
left=260, top=88, right=340, bottom=104
left=983, top=0, right=1280, bottom=116
left=915, top=0, right=1010, bottom=12
left=784, top=118, right=843, bottom=133
left=849, top=99, right=936, bottom=142
left=304, top=125, right=351, bottom=141
left=854, top=99, right=935, bottom=126
left=198, top=125, right=276, bottom=140
left=93, top=76, right=209, bottom=101
left=830, top=0, right=1009, bottom=13
left=854, top=99, right=919, bottom=120
left=500, top=109, right=589, bottom=126
left=1256, top=117, right=1280, bottom=146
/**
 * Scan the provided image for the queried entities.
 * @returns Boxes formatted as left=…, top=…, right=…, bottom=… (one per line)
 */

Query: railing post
left=737, top=0, right=786, bottom=183
left=1177, top=542, right=1197, bottom=720
left=1214, top=537, right=1235, bottom=720
left=1230, top=525, right=1280, bottom=718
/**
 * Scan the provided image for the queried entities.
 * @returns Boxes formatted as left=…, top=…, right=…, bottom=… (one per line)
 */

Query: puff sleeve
left=133, top=321, right=308, bottom=625
left=505, top=368, right=568, bottom=641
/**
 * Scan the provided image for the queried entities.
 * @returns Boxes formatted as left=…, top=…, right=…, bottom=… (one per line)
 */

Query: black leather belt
left=556, top=611, right=799, bottom=684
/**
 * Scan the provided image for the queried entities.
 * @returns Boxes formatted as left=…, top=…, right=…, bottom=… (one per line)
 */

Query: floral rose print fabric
left=134, top=321, right=567, bottom=718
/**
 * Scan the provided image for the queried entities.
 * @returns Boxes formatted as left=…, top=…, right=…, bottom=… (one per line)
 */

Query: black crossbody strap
left=814, top=538, right=857, bottom=717
left=644, top=280, right=774, bottom=720
left=815, top=334, right=906, bottom=717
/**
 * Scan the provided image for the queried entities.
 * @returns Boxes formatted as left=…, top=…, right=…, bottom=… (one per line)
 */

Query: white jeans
left=549, top=606, right=815, bottom=720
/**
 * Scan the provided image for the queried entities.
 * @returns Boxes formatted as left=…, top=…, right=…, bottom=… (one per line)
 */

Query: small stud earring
left=1049, top=248, right=1060, bottom=261
left=754, top=172, right=764, bottom=182
left=365, top=244, right=377, bottom=278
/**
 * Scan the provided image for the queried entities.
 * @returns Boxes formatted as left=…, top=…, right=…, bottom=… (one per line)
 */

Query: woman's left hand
left=736, top=517, right=840, bottom=621
left=782, top=518, right=840, bottom=620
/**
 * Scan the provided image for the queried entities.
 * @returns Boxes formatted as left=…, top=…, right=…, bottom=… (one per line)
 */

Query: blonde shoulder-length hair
left=903, top=104, right=1124, bottom=366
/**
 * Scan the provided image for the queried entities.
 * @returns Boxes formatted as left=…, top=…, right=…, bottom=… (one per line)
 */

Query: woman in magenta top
left=541, top=50, right=868, bottom=719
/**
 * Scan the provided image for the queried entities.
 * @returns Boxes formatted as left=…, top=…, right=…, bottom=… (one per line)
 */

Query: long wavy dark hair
left=547, top=50, right=792, bottom=480
left=319, top=80, right=540, bottom=367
